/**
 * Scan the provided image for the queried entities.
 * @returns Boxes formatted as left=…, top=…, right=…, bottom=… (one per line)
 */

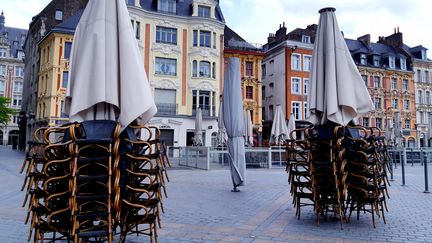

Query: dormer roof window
left=158, top=0, right=176, bottom=14
left=360, top=54, right=367, bottom=65
left=302, top=35, right=311, bottom=43
left=198, top=5, right=211, bottom=18
left=55, top=9, right=63, bottom=21
left=400, top=57, right=406, bottom=70
left=421, top=50, right=427, bottom=60
left=373, top=56, right=380, bottom=67
left=388, top=56, right=395, bottom=69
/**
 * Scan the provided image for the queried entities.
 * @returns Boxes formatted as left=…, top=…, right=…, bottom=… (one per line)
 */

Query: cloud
left=2, top=0, right=51, bottom=29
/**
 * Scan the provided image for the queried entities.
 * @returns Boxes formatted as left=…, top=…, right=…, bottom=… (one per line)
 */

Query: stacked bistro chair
left=117, top=124, right=171, bottom=243
left=338, top=125, right=389, bottom=228
left=21, top=124, right=76, bottom=242
left=70, top=120, right=120, bottom=242
left=286, top=126, right=313, bottom=220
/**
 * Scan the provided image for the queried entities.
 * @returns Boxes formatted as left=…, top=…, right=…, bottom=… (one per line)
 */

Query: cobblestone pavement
left=1, top=146, right=431, bottom=242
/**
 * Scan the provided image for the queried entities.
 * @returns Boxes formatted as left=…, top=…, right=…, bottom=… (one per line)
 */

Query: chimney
left=267, top=33, right=276, bottom=44
left=378, top=30, right=403, bottom=48
left=275, top=22, right=287, bottom=43
left=357, top=34, right=371, bottom=46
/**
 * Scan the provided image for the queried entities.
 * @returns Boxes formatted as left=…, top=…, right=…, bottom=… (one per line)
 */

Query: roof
left=51, top=10, right=83, bottom=34
left=139, top=0, right=224, bottom=22
left=224, top=25, right=263, bottom=53
left=345, top=38, right=402, bottom=57
left=1, top=26, right=27, bottom=58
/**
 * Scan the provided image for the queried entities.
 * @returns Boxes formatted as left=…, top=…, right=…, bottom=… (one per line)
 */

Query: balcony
left=156, top=103, right=177, bottom=116
left=193, top=105, right=215, bottom=117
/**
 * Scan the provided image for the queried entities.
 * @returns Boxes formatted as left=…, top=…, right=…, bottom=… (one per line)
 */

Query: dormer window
left=360, top=54, right=366, bottom=65
left=17, top=50, right=25, bottom=59
left=389, top=56, right=395, bottom=69
left=400, top=57, right=406, bottom=70
left=302, top=35, right=311, bottom=43
left=421, top=50, right=427, bottom=60
left=198, top=5, right=211, bottom=18
left=373, top=56, right=380, bottom=66
left=55, top=9, right=63, bottom=21
left=158, top=0, right=176, bottom=14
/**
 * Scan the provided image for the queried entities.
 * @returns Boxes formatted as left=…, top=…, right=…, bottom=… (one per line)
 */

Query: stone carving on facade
left=152, top=43, right=181, bottom=56
left=189, top=80, right=217, bottom=92
left=151, top=79, right=180, bottom=90
left=244, top=101, right=256, bottom=110
left=195, top=0, right=215, bottom=5
left=191, top=23, right=217, bottom=33
left=189, top=48, right=219, bottom=58
left=155, top=19, right=178, bottom=28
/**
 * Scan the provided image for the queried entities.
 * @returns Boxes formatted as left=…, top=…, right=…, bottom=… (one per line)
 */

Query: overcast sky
left=2, top=0, right=431, bottom=57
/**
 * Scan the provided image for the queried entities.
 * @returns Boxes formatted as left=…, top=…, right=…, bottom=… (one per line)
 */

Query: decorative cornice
left=155, top=19, right=178, bottom=28
left=189, top=80, right=218, bottom=92
left=151, top=43, right=182, bottom=56
left=189, top=47, right=219, bottom=58
left=150, top=79, right=181, bottom=89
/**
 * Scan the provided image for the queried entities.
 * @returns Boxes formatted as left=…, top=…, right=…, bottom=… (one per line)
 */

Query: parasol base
left=231, top=185, right=240, bottom=192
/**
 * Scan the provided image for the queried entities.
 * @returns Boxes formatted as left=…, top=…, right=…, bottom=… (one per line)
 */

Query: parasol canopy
left=270, top=105, right=289, bottom=145
left=307, top=7, right=374, bottom=126
left=193, top=108, right=203, bottom=146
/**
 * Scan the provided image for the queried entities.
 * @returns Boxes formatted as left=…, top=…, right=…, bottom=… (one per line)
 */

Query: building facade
left=36, top=12, right=82, bottom=128
left=127, top=0, right=225, bottom=147
left=21, top=0, right=88, bottom=148
left=261, top=23, right=314, bottom=141
left=223, top=25, right=264, bottom=146
left=411, top=47, right=432, bottom=147
left=0, top=11, right=27, bottom=146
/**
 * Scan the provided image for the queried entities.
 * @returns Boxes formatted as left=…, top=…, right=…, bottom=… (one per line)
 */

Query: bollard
left=424, top=152, right=430, bottom=193
left=401, top=148, right=406, bottom=186
left=389, top=154, right=394, bottom=181
left=393, top=150, right=398, bottom=169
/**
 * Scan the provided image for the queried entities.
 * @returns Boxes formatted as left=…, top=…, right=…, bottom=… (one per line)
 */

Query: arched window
left=199, top=61, right=210, bottom=78
left=418, top=90, right=423, bottom=104
left=192, top=60, right=197, bottom=77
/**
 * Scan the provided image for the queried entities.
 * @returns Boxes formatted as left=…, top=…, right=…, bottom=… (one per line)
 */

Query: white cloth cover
left=193, top=108, right=203, bottom=146
left=307, top=8, right=374, bottom=126
left=270, top=105, right=289, bottom=145
left=223, top=58, right=246, bottom=187
left=393, top=112, right=403, bottom=147
left=244, top=110, right=254, bottom=146
left=217, top=99, right=228, bottom=146
left=65, top=0, right=156, bottom=129
left=385, top=119, right=395, bottom=145
left=287, top=113, right=297, bottom=140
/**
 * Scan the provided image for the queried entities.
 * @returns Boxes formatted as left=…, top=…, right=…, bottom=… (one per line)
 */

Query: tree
left=0, top=97, right=16, bottom=128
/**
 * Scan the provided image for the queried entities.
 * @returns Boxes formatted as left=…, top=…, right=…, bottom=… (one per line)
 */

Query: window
left=246, top=86, right=253, bottom=99
left=193, top=30, right=198, bottom=47
left=400, top=58, right=406, bottom=70
left=269, top=105, right=274, bottom=119
left=199, top=61, right=210, bottom=77
left=361, top=75, right=368, bottom=86
left=13, top=81, right=23, bottom=92
left=426, top=91, right=431, bottom=105
left=425, top=71, right=429, bottom=83
left=62, top=71, right=68, bottom=88
left=269, top=82, right=274, bottom=92
left=0, top=80, right=5, bottom=92
left=134, top=21, right=141, bottom=39
left=198, top=5, right=211, bottom=18
left=155, top=88, right=176, bottom=115
left=389, top=56, right=395, bottom=68
left=303, top=79, right=309, bottom=95
left=0, top=48, right=7, bottom=57
left=376, top=118, right=382, bottom=129
left=417, top=70, right=422, bottom=83
left=402, top=79, right=408, bottom=91
left=418, top=90, right=423, bottom=104
left=55, top=9, right=63, bottom=21
left=292, top=102, right=301, bottom=120
left=374, top=76, right=380, bottom=88
left=262, top=64, right=266, bottom=78
left=212, top=62, right=216, bottom=79
left=262, top=86, right=266, bottom=99
left=291, top=77, right=301, bottom=94
left=12, top=95, right=22, bottom=107
left=373, top=56, right=380, bottom=66
left=374, top=98, right=382, bottom=109
left=302, top=35, right=311, bottom=43
left=14, top=66, right=23, bottom=77
left=304, top=102, right=308, bottom=119
left=360, top=54, right=367, bottom=65
left=291, top=54, right=301, bottom=70
left=156, top=26, right=177, bottom=44
left=60, top=101, right=68, bottom=118
left=419, top=111, right=424, bottom=124
left=422, top=50, right=427, bottom=60
left=158, top=0, right=176, bottom=14
left=392, top=99, right=398, bottom=109
left=17, top=50, right=25, bottom=59
left=303, top=55, right=311, bottom=72
left=403, top=99, right=409, bottom=110
left=212, top=32, right=216, bottom=49
left=199, top=30, right=211, bottom=47
left=126, top=0, right=135, bottom=5
left=64, top=42, right=72, bottom=59
left=155, top=57, right=176, bottom=76
left=192, top=60, right=197, bottom=77
left=193, top=90, right=213, bottom=115
left=246, top=61, right=253, bottom=76
left=391, top=78, right=397, bottom=90
left=0, top=65, right=6, bottom=75
left=363, top=117, right=369, bottom=127
left=404, top=119, right=410, bottom=129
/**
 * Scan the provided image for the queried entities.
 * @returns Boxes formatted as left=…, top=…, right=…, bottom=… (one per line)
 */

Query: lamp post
left=17, top=111, right=35, bottom=150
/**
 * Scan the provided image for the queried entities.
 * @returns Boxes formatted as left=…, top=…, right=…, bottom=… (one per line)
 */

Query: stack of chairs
left=117, top=124, right=171, bottom=243
left=70, top=120, right=120, bottom=242
left=338, top=125, right=388, bottom=228
left=21, top=124, right=75, bottom=242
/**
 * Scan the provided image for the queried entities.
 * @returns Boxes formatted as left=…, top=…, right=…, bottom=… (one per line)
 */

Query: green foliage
left=0, top=96, right=16, bottom=128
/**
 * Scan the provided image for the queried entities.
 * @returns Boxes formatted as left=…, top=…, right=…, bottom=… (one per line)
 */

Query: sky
left=2, top=0, right=432, bottom=57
